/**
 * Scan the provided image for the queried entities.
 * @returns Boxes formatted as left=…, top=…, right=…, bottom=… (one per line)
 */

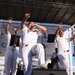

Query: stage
left=16, top=68, right=67, bottom=75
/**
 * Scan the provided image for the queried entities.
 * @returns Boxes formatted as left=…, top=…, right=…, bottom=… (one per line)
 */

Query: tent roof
left=0, top=0, right=75, bottom=25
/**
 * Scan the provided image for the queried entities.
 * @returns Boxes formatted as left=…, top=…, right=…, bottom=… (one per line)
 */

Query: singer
left=4, top=17, right=22, bottom=75
left=21, top=13, right=47, bottom=75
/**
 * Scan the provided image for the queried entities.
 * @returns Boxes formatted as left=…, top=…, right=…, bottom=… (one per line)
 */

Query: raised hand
left=58, top=23, right=63, bottom=29
left=5, top=17, right=13, bottom=34
left=25, top=13, right=30, bottom=19
left=8, top=17, right=13, bottom=24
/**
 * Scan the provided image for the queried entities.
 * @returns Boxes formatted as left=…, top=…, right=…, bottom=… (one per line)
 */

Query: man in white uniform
left=55, top=23, right=75, bottom=75
left=21, top=13, right=47, bottom=75
left=5, top=17, right=22, bottom=75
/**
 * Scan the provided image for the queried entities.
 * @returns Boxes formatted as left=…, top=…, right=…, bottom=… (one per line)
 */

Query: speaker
left=32, top=69, right=67, bottom=75
left=16, top=70, right=24, bottom=75
left=47, top=34, right=55, bottom=43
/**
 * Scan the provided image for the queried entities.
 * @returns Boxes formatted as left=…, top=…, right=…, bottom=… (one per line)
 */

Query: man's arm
left=35, top=24, right=47, bottom=34
left=55, top=23, right=63, bottom=38
left=19, top=38, right=22, bottom=46
left=70, top=34, right=75, bottom=41
left=21, top=13, right=30, bottom=29
left=5, top=17, right=13, bottom=34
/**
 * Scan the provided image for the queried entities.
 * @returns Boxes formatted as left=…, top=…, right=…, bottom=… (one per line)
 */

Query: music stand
left=10, top=34, right=20, bottom=75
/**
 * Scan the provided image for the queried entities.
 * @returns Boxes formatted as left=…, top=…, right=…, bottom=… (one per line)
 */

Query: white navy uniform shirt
left=22, top=26, right=42, bottom=46
left=55, top=36, right=69, bottom=53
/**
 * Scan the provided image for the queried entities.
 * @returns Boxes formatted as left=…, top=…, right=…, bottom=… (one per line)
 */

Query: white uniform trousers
left=58, top=52, right=70, bottom=75
left=4, top=47, right=19, bottom=75
left=22, top=43, right=45, bottom=75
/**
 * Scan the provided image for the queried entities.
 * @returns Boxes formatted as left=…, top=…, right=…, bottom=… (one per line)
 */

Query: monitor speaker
left=32, top=69, right=67, bottom=75
left=47, top=34, right=55, bottom=43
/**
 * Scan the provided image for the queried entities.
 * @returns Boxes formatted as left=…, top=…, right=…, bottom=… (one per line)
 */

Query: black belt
left=64, top=50, right=69, bottom=52
left=25, top=44, right=28, bottom=46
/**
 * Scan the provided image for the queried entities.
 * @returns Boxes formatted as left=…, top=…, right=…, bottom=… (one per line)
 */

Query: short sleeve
left=6, top=32, right=11, bottom=39
left=54, top=35, right=60, bottom=48
left=21, top=26, right=29, bottom=36
left=22, top=26, right=27, bottom=32
left=54, top=39, right=58, bottom=48
left=19, top=37, right=22, bottom=42
left=6, top=32, right=11, bottom=47
left=36, top=29, right=43, bottom=36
